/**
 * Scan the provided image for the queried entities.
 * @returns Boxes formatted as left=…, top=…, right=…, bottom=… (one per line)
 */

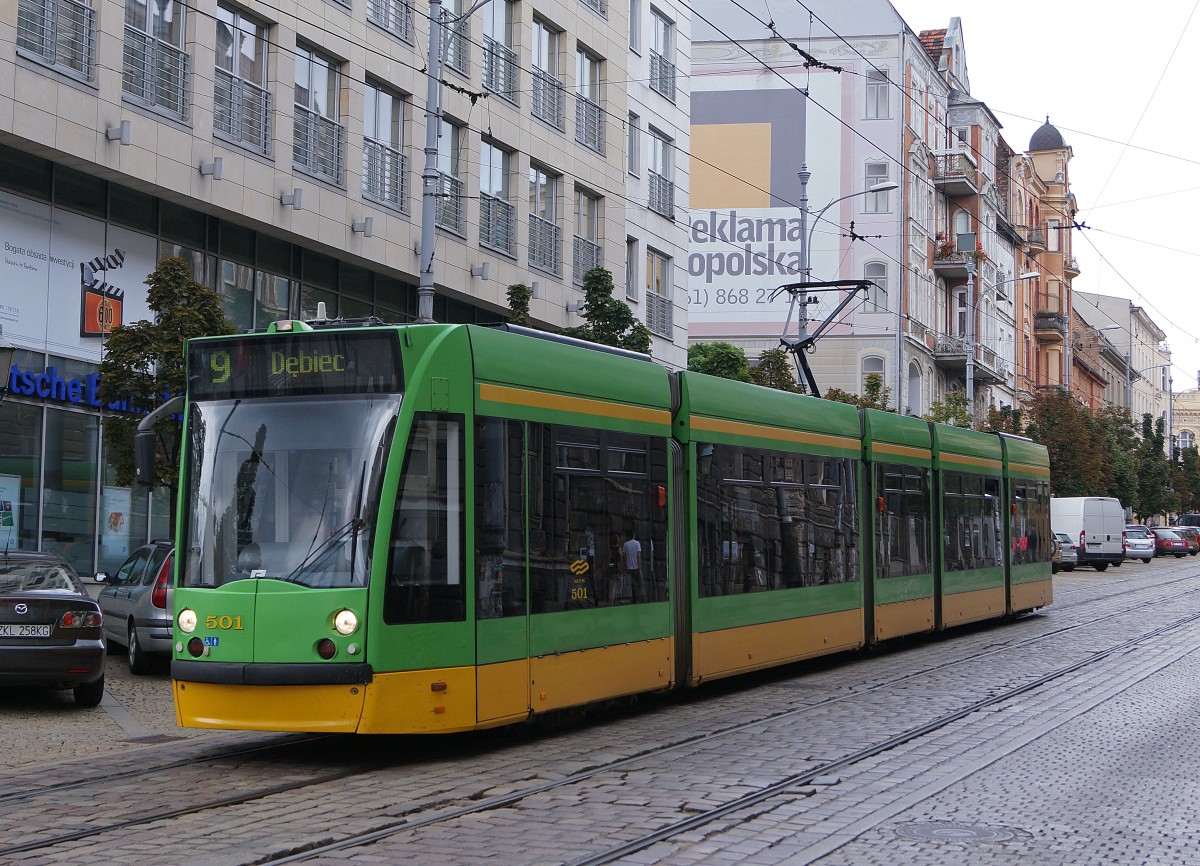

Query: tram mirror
left=135, top=430, right=157, bottom=487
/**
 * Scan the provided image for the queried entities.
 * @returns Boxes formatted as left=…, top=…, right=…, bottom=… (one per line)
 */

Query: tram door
left=474, top=418, right=531, bottom=725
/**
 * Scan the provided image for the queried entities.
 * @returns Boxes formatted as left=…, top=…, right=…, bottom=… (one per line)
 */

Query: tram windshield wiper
left=274, top=516, right=366, bottom=585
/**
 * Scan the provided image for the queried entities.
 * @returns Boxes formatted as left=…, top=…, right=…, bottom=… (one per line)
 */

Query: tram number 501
left=205, top=615, right=244, bottom=630
left=570, top=587, right=589, bottom=601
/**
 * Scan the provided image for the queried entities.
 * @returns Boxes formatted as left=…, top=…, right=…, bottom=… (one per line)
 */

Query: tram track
left=6, top=571, right=1198, bottom=861
left=252, top=600, right=1200, bottom=864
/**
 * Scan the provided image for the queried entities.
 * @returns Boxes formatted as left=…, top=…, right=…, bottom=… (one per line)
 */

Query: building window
left=865, top=68, right=888, bottom=119
left=648, top=129, right=674, bottom=219
left=294, top=44, right=345, bottom=183
left=442, top=0, right=469, bottom=74
left=18, top=0, right=97, bottom=79
left=529, top=166, right=560, bottom=274
left=649, top=9, right=675, bottom=101
left=482, top=0, right=517, bottom=103
left=123, top=0, right=189, bottom=118
left=480, top=140, right=515, bottom=254
left=575, top=49, right=604, bottom=154
left=215, top=4, right=270, bottom=153
left=435, top=119, right=464, bottom=234
left=865, top=261, right=887, bottom=312
left=531, top=19, right=565, bottom=130
left=955, top=289, right=967, bottom=338
left=862, top=355, right=885, bottom=391
left=626, top=237, right=638, bottom=301
left=864, top=163, right=889, bottom=213
left=573, top=189, right=602, bottom=285
left=363, top=80, right=407, bottom=211
left=1047, top=218, right=1061, bottom=252
left=627, top=113, right=640, bottom=175
left=367, top=0, right=412, bottom=41
left=1180, top=430, right=1196, bottom=451
left=907, top=361, right=921, bottom=416
left=646, top=248, right=672, bottom=337
left=629, top=0, right=641, bottom=51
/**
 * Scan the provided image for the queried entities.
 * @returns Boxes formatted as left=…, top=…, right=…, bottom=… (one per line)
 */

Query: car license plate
left=0, top=624, right=52, bottom=637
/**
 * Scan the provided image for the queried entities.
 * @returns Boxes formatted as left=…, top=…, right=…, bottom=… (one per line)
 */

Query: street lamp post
left=417, top=0, right=493, bottom=323
left=794, top=164, right=898, bottom=393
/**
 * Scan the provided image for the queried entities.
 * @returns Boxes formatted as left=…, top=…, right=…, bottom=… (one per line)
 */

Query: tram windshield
left=181, top=394, right=401, bottom=589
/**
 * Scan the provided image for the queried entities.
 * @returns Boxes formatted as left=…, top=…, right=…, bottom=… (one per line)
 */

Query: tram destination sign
left=189, top=331, right=402, bottom=400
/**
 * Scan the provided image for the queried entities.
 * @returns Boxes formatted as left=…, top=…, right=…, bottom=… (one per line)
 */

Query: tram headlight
left=178, top=609, right=198, bottom=634
left=333, top=609, right=358, bottom=635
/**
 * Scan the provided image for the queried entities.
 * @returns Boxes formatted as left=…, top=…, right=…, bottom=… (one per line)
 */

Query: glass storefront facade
left=0, top=143, right=501, bottom=575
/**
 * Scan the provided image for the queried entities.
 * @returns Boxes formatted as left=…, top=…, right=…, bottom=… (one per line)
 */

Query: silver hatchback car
left=1124, top=525, right=1155, bottom=563
left=95, top=541, right=174, bottom=674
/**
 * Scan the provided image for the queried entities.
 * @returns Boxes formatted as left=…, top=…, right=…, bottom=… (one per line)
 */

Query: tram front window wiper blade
left=275, top=517, right=366, bottom=585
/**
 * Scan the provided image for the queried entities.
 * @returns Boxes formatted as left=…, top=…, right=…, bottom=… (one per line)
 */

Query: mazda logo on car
left=15, top=603, right=28, bottom=614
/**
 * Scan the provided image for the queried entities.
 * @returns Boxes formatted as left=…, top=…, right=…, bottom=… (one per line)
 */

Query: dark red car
left=1150, top=528, right=1189, bottom=558
left=1168, top=526, right=1200, bottom=555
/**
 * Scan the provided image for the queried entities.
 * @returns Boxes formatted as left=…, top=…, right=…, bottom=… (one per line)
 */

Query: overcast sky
left=888, top=0, right=1200, bottom=393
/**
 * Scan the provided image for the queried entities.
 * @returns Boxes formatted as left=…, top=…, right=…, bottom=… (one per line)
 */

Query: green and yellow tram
left=160, top=320, right=1051, bottom=734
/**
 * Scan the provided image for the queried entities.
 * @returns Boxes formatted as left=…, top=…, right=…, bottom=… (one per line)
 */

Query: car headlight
left=333, top=609, right=358, bottom=635
left=178, top=608, right=198, bottom=633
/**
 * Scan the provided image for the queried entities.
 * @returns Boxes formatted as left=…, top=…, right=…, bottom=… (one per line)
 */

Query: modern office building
left=1, top=0, right=689, bottom=573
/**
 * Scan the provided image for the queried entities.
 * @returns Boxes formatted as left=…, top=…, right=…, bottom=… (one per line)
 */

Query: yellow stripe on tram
left=478, top=383, right=671, bottom=425
left=691, top=416, right=860, bottom=452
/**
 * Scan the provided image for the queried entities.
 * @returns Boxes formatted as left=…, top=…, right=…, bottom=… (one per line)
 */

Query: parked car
left=1050, top=496, right=1125, bottom=571
left=1150, top=527, right=1189, bottom=558
left=1124, top=525, right=1156, bottom=562
left=1053, top=532, right=1077, bottom=572
left=95, top=541, right=173, bottom=674
left=0, top=551, right=106, bottom=706
left=1169, top=526, right=1200, bottom=556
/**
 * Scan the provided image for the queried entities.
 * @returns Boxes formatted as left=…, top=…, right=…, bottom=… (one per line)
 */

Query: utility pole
left=416, top=0, right=446, bottom=324
left=965, top=259, right=977, bottom=410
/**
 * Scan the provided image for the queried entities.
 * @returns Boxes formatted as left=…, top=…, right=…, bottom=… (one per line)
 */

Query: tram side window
left=528, top=424, right=669, bottom=613
left=941, top=470, right=1001, bottom=573
left=384, top=414, right=465, bottom=623
left=876, top=463, right=931, bottom=579
left=475, top=417, right=527, bottom=619
left=1011, top=479, right=1050, bottom=565
left=696, top=443, right=859, bottom=598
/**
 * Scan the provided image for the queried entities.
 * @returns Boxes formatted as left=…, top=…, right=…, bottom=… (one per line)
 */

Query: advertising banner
left=0, top=474, right=20, bottom=550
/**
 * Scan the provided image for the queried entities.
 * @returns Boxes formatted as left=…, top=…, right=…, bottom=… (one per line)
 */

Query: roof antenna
left=315, top=302, right=328, bottom=322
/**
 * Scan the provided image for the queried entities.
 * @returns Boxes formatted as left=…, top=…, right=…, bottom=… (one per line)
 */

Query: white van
left=1050, top=497, right=1125, bottom=571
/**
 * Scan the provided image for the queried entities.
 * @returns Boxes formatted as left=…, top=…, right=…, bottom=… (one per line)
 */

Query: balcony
left=1034, top=311, right=1067, bottom=343
left=932, top=249, right=977, bottom=280
left=483, top=38, right=518, bottom=104
left=650, top=50, right=676, bottom=102
left=647, top=290, right=673, bottom=338
left=123, top=28, right=189, bottom=119
left=932, top=334, right=1004, bottom=384
left=480, top=193, right=515, bottom=255
left=363, top=138, right=408, bottom=212
left=1064, top=255, right=1081, bottom=276
left=215, top=69, right=271, bottom=154
left=294, top=105, right=346, bottom=184
left=366, top=0, right=412, bottom=41
left=575, top=94, right=604, bottom=154
left=932, top=150, right=978, bottom=198
left=18, top=0, right=96, bottom=80
left=529, top=214, right=560, bottom=274
left=532, top=67, right=566, bottom=130
left=1019, top=223, right=1046, bottom=253
left=573, top=236, right=602, bottom=285
left=434, top=172, right=465, bottom=235
left=648, top=170, right=674, bottom=220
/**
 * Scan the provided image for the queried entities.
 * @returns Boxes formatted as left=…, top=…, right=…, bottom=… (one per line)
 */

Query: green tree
left=983, top=404, right=1022, bottom=434
left=687, top=342, right=752, bottom=382
left=1095, top=405, right=1138, bottom=510
left=1023, top=388, right=1106, bottom=496
left=825, top=373, right=892, bottom=410
left=926, top=389, right=971, bottom=428
left=560, top=267, right=651, bottom=354
left=98, top=257, right=236, bottom=532
left=506, top=283, right=532, bottom=327
left=1174, top=447, right=1200, bottom=513
left=1134, top=415, right=1177, bottom=522
left=748, top=348, right=800, bottom=392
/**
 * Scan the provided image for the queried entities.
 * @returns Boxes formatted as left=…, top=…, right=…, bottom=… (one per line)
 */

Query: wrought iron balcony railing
left=363, top=138, right=408, bottom=212
left=123, top=27, right=189, bottom=118
left=18, top=0, right=95, bottom=79
left=532, top=68, right=565, bottom=130
left=294, top=104, right=346, bottom=184
left=529, top=214, right=560, bottom=273
left=480, top=193, right=515, bottom=255
left=214, top=68, right=271, bottom=153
